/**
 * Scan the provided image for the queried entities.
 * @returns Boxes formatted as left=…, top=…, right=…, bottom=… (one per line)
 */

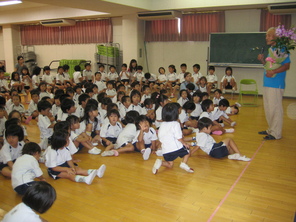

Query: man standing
left=257, top=27, right=291, bottom=140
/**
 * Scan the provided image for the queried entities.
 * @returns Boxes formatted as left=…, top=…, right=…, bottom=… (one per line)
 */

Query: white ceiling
left=0, top=0, right=295, bottom=25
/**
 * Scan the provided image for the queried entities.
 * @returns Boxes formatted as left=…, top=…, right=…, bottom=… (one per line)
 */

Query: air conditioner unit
left=268, top=3, right=296, bottom=14
left=40, top=19, right=76, bottom=27
left=138, top=11, right=182, bottom=20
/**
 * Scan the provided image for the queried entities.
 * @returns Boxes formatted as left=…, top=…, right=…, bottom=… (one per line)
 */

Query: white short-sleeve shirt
left=212, top=107, right=229, bottom=120
left=42, top=74, right=54, bottom=84
left=167, top=73, right=177, bottom=81
left=45, top=146, right=72, bottom=168
left=195, top=132, right=216, bottom=154
left=73, top=71, right=82, bottom=83
left=94, top=80, right=107, bottom=92
left=199, top=112, right=214, bottom=121
left=177, top=97, right=189, bottom=107
left=0, top=142, right=24, bottom=164
left=158, top=74, right=167, bottom=82
left=100, top=122, right=122, bottom=138
left=127, top=104, right=147, bottom=115
left=11, top=154, right=43, bottom=189
left=133, top=127, right=158, bottom=145
left=158, top=121, right=183, bottom=154
left=191, top=103, right=203, bottom=118
left=155, top=106, right=163, bottom=128
left=179, top=109, right=189, bottom=124
left=213, top=96, right=224, bottom=106
left=206, top=74, right=218, bottom=83
left=192, top=72, right=203, bottom=84
left=133, top=72, right=144, bottom=81
left=115, top=123, right=137, bottom=148
left=2, top=203, right=42, bottom=222
left=108, top=72, right=119, bottom=81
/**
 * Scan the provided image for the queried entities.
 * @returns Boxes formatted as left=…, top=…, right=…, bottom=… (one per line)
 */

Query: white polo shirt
left=158, top=121, right=183, bottom=154
left=195, top=132, right=216, bottom=154
left=2, top=202, right=42, bottom=222
left=11, top=154, right=43, bottom=189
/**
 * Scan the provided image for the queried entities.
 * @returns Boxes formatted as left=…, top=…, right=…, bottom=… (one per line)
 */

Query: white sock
left=88, top=169, right=95, bottom=175
left=75, top=175, right=85, bottom=183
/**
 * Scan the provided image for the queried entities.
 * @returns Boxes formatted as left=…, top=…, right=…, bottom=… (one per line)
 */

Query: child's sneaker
left=179, top=162, right=194, bottom=173
left=237, top=155, right=251, bottom=161
left=101, top=150, right=119, bottom=157
left=85, top=170, right=97, bottom=185
left=155, top=149, right=163, bottom=156
left=97, top=164, right=106, bottom=178
left=225, top=128, right=235, bottom=133
left=231, top=121, right=236, bottom=127
left=152, top=159, right=162, bottom=174
left=142, top=148, right=151, bottom=160
left=92, top=142, right=99, bottom=146
left=88, top=147, right=101, bottom=155
left=228, top=153, right=240, bottom=160
left=235, top=102, right=242, bottom=107
left=170, top=93, right=174, bottom=98
left=219, top=123, right=225, bottom=127
left=228, top=153, right=250, bottom=161
left=191, top=142, right=197, bottom=146
left=192, top=136, right=196, bottom=141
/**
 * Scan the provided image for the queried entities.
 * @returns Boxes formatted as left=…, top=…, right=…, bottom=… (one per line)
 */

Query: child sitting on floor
left=3, top=181, right=56, bottom=222
left=0, top=125, right=24, bottom=178
left=66, top=115, right=101, bottom=155
left=212, top=89, right=224, bottom=107
left=11, top=142, right=45, bottom=195
left=100, top=109, right=122, bottom=150
left=45, top=130, right=106, bottom=184
left=212, top=99, right=236, bottom=127
left=191, top=117, right=250, bottom=161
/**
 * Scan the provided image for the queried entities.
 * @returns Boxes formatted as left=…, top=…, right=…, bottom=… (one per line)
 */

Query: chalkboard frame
left=209, top=32, right=268, bottom=68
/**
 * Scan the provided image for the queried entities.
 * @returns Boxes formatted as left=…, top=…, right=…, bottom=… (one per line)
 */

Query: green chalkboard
left=209, top=33, right=269, bottom=67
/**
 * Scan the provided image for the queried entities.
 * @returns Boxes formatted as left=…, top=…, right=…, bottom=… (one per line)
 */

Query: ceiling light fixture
left=0, top=0, right=22, bottom=6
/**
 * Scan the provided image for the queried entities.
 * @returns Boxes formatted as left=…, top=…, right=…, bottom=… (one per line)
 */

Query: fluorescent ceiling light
left=0, top=0, right=22, bottom=6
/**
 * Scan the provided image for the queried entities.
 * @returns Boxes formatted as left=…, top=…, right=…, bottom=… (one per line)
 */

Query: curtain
left=21, top=19, right=112, bottom=45
left=61, top=20, right=112, bottom=44
left=180, top=12, right=225, bottom=41
left=260, top=9, right=291, bottom=31
left=21, top=25, right=60, bottom=45
left=145, top=19, right=179, bottom=42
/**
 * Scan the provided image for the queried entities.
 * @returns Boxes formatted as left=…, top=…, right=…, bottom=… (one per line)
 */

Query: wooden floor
left=1, top=95, right=296, bottom=222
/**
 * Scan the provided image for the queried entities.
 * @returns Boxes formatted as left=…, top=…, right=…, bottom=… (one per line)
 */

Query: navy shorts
left=190, top=116, right=199, bottom=121
left=163, top=146, right=189, bottom=162
left=102, top=137, right=117, bottom=147
left=121, top=79, right=129, bottom=83
left=0, top=159, right=16, bottom=171
left=47, top=162, right=71, bottom=179
left=209, top=142, right=229, bottom=158
left=14, top=181, right=36, bottom=195
left=225, top=83, right=233, bottom=89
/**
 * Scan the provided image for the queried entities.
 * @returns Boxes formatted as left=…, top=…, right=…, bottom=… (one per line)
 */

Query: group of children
left=0, top=60, right=251, bottom=221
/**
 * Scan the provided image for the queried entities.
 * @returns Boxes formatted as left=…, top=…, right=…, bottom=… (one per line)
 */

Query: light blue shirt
left=180, top=81, right=199, bottom=91
left=263, top=47, right=290, bottom=89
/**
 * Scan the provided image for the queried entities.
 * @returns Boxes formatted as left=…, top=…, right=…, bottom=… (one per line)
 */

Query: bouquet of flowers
left=264, top=25, right=296, bottom=77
